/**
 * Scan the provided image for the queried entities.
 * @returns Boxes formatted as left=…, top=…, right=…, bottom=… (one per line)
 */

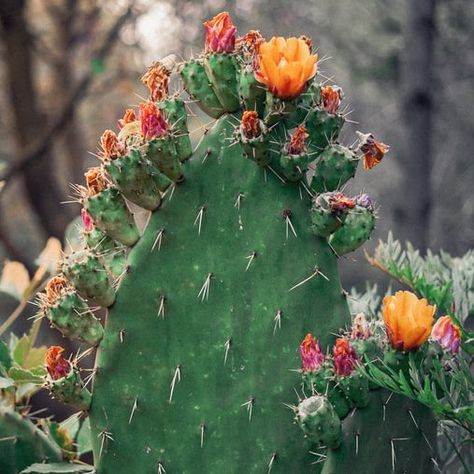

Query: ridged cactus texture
left=37, top=12, right=437, bottom=474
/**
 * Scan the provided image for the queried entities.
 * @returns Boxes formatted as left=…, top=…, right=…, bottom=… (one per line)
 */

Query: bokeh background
left=0, top=0, right=472, bottom=468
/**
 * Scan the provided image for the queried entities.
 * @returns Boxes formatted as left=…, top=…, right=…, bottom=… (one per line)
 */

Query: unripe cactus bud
left=297, top=395, right=342, bottom=449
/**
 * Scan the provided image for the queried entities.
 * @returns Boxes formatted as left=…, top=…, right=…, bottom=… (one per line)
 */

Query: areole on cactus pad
left=32, top=10, right=445, bottom=474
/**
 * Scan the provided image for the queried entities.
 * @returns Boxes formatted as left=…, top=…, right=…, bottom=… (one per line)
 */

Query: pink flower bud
left=431, top=316, right=461, bottom=353
left=46, top=346, right=71, bottom=381
left=333, top=338, right=358, bottom=376
left=350, top=313, right=371, bottom=340
left=81, top=209, right=94, bottom=233
left=300, top=333, right=325, bottom=372
left=204, top=12, right=237, bottom=53
left=139, top=102, right=168, bottom=141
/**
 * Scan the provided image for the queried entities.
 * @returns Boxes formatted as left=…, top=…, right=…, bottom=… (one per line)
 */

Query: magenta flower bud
left=333, top=338, right=358, bottom=376
left=431, top=316, right=461, bottom=353
left=139, top=102, right=168, bottom=141
left=81, top=208, right=94, bottom=233
left=300, top=333, right=325, bottom=372
left=204, top=12, right=237, bottom=53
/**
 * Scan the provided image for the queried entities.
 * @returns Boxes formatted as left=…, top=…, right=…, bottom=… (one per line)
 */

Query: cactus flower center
left=431, top=315, right=461, bottom=353
left=45, top=276, right=70, bottom=305
left=321, top=85, right=342, bottom=115
left=204, top=11, right=237, bottom=53
left=118, top=108, right=137, bottom=129
left=287, top=125, right=309, bottom=155
left=99, top=130, right=126, bottom=161
left=139, top=102, right=168, bottom=141
left=85, top=167, right=108, bottom=196
left=241, top=111, right=262, bottom=139
left=357, top=132, right=390, bottom=170
left=141, top=62, right=171, bottom=102
left=333, top=338, right=358, bottom=376
left=81, top=208, right=94, bottom=233
left=46, top=346, right=71, bottom=381
left=383, top=291, right=435, bottom=351
left=255, top=36, right=318, bottom=100
left=300, top=333, right=325, bottom=372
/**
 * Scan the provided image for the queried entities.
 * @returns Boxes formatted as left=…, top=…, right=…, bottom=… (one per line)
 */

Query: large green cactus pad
left=89, top=115, right=350, bottom=472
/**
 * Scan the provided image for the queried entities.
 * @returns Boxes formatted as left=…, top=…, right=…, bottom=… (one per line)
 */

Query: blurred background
left=0, top=0, right=473, bottom=337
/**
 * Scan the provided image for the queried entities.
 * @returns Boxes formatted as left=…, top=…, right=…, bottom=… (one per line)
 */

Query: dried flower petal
left=45, top=276, right=70, bottom=305
left=118, top=109, right=137, bottom=129
left=357, top=132, right=390, bottom=170
left=45, top=346, right=71, bottom=381
left=350, top=313, right=371, bottom=340
left=141, top=62, right=171, bottom=102
left=99, top=130, right=126, bottom=161
left=287, top=126, right=309, bottom=155
left=85, top=167, right=108, bottom=196
left=320, top=85, right=342, bottom=114
left=329, top=192, right=356, bottom=214
left=241, top=111, right=262, bottom=139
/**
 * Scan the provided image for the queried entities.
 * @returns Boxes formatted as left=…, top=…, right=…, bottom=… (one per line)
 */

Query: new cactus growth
left=33, top=12, right=444, bottom=474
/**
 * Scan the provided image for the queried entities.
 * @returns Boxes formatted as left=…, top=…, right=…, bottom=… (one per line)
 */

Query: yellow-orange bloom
left=383, top=291, right=435, bottom=351
left=255, top=37, right=318, bottom=100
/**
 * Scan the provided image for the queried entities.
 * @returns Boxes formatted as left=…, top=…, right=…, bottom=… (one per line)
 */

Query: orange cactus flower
left=85, top=167, right=108, bottom=196
left=141, top=61, right=170, bottom=102
left=99, top=130, right=126, bottom=161
left=321, top=85, right=342, bottom=115
left=357, top=132, right=390, bottom=170
left=241, top=111, right=262, bottom=139
left=45, top=346, right=71, bottom=381
left=204, top=12, right=237, bottom=53
left=118, top=108, right=137, bottom=129
left=383, top=291, right=436, bottom=351
left=287, top=125, right=309, bottom=155
left=255, top=36, right=318, bottom=100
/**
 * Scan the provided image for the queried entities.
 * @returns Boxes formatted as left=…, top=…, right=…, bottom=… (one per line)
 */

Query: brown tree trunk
left=394, top=0, right=437, bottom=252
left=0, top=0, right=74, bottom=238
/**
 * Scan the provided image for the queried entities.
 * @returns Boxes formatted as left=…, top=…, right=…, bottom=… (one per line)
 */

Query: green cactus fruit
left=160, top=97, right=193, bottom=161
left=321, top=390, right=437, bottom=474
left=146, top=136, right=183, bottom=183
left=204, top=53, right=240, bottom=111
left=310, top=144, right=359, bottom=193
left=239, top=65, right=266, bottom=116
left=351, top=337, right=379, bottom=361
left=286, top=82, right=320, bottom=127
left=297, top=395, right=342, bottom=449
left=279, top=151, right=309, bottom=182
left=309, top=193, right=345, bottom=237
left=0, top=408, right=62, bottom=474
left=49, top=369, right=91, bottom=411
left=303, top=366, right=352, bottom=419
left=46, top=291, right=103, bottom=345
left=305, top=109, right=344, bottom=153
left=84, top=187, right=139, bottom=247
left=337, top=370, right=370, bottom=408
left=84, top=228, right=127, bottom=277
left=105, top=150, right=170, bottom=210
left=179, top=59, right=225, bottom=118
left=62, top=250, right=115, bottom=307
left=329, top=205, right=376, bottom=255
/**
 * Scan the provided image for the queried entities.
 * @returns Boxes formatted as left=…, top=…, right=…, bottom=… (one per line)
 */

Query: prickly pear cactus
left=37, top=12, right=438, bottom=474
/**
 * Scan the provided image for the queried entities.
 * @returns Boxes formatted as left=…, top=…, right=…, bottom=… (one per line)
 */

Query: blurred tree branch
left=0, top=2, right=136, bottom=187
